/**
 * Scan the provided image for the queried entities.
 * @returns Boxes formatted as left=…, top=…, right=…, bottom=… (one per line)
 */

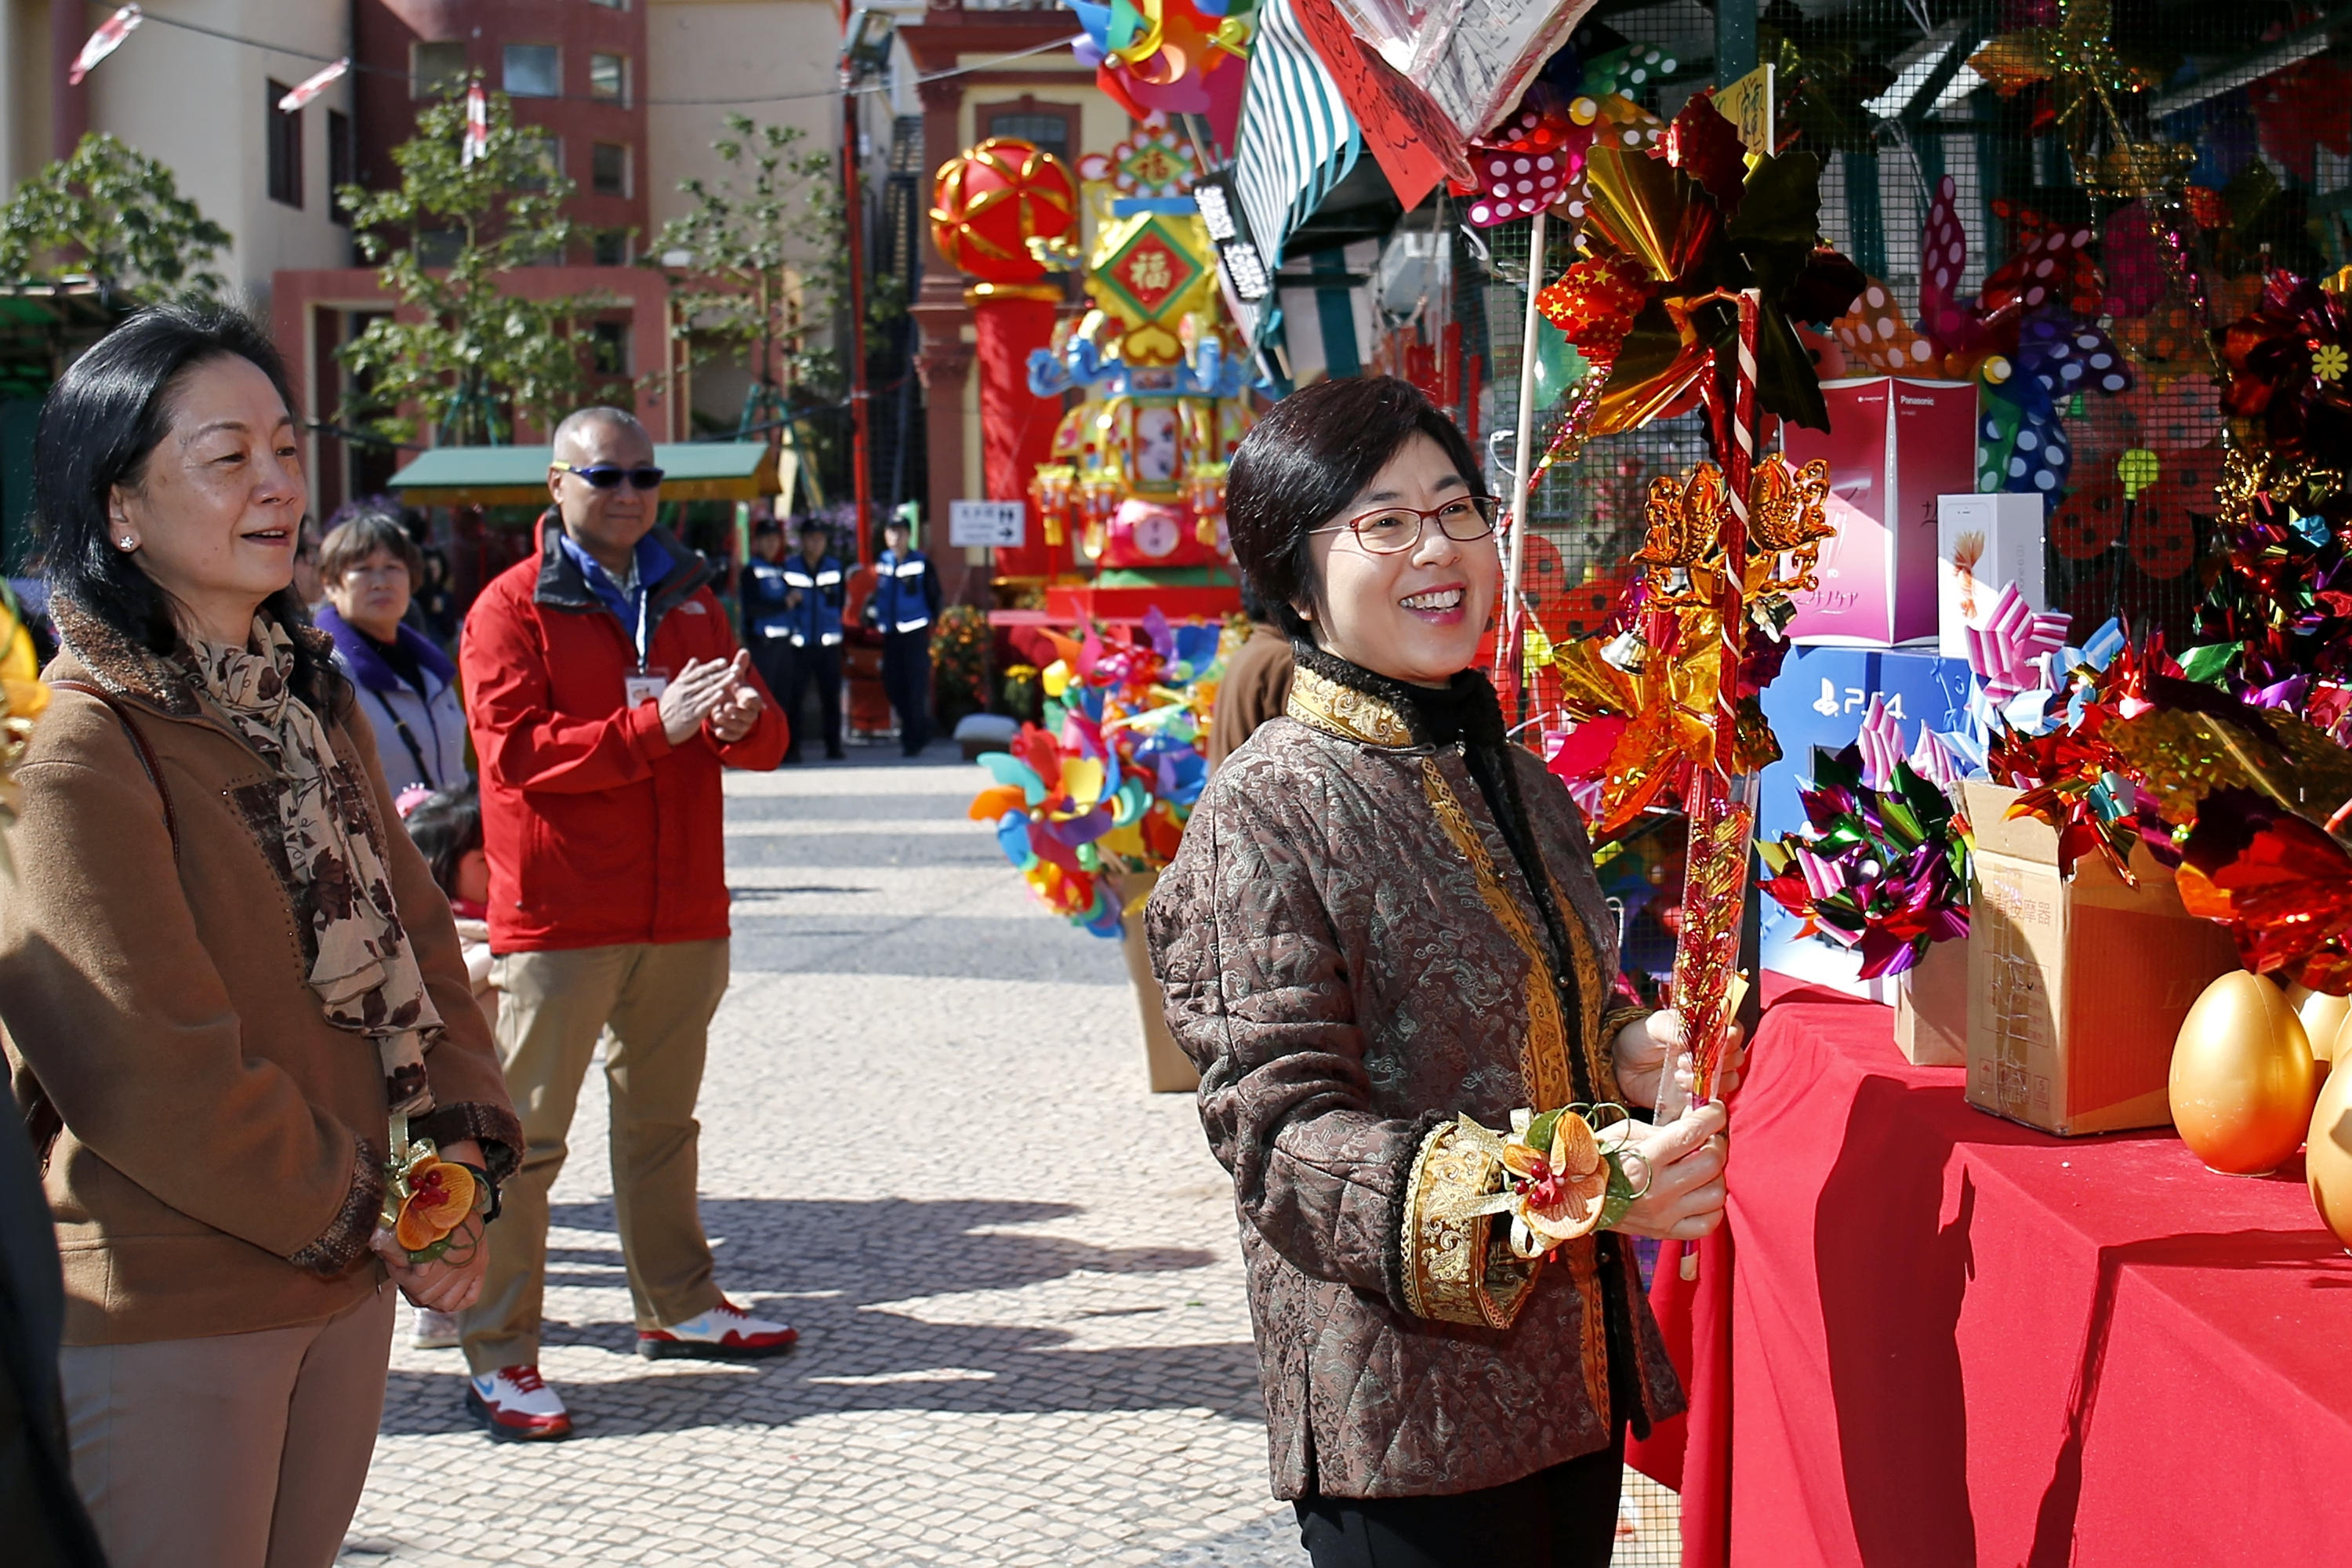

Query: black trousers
left=1293, top=1428, right=1625, bottom=1568
left=780, top=644, right=844, bottom=757
left=880, top=629, right=933, bottom=755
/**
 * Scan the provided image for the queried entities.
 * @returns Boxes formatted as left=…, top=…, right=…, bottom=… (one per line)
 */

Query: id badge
left=625, top=669, right=671, bottom=708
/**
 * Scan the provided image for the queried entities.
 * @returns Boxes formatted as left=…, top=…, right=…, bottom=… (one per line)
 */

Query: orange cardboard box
left=1894, top=936, right=1968, bottom=1068
left=1961, top=782, right=2241, bottom=1134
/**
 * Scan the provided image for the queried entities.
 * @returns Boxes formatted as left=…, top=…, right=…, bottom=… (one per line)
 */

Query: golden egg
left=2286, top=982, right=2350, bottom=1070
left=2169, top=971, right=2315, bottom=1176
left=2310, top=1046, right=2352, bottom=1253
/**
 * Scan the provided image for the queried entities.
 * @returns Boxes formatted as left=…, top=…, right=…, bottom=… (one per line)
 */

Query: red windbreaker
left=462, top=517, right=787, bottom=953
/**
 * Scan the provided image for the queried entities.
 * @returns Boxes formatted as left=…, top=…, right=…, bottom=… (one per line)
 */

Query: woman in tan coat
left=1149, top=378, right=1740, bottom=1566
left=0, top=304, right=521, bottom=1567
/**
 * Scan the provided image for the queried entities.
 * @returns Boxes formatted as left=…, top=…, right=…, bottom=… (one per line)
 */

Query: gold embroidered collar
left=1285, top=663, right=1419, bottom=748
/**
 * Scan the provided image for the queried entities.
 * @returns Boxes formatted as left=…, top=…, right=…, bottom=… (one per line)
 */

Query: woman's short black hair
left=319, top=506, right=426, bottom=589
left=402, top=782, right=483, bottom=899
left=32, top=301, right=333, bottom=706
left=1224, top=376, right=1486, bottom=641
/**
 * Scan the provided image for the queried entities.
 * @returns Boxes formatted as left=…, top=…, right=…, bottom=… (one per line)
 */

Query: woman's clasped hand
left=1603, top=1006, right=1744, bottom=1243
left=368, top=1138, right=493, bottom=1315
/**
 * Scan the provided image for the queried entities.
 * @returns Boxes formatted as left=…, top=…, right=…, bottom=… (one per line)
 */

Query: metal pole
left=844, top=92, right=875, bottom=572
left=1499, top=209, right=1548, bottom=712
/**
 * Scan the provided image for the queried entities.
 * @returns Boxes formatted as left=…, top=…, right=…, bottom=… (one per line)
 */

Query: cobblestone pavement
left=343, top=750, right=1679, bottom=1567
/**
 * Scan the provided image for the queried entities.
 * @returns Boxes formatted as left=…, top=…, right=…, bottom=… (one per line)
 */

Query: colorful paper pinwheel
left=971, top=611, right=1224, bottom=937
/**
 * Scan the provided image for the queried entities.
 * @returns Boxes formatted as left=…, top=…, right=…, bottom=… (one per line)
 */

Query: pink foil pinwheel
left=1966, top=583, right=2072, bottom=704
left=1855, top=691, right=1905, bottom=790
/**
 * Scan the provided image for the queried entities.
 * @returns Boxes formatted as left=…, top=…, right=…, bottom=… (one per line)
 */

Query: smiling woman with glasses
left=1145, top=376, right=1742, bottom=1568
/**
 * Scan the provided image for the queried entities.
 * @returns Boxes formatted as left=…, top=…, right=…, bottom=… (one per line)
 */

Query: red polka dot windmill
left=1452, top=42, right=1672, bottom=229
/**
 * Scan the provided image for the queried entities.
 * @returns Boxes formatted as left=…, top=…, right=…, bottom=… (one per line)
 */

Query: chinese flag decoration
left=69, top=5, right=142, bottom=85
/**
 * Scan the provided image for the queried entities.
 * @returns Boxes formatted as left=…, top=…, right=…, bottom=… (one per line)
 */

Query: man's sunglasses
left=552, top=460, right=665, bottom=492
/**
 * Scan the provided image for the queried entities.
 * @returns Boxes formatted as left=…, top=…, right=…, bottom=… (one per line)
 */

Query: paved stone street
left=343, top=752, right=1679, bottom=1566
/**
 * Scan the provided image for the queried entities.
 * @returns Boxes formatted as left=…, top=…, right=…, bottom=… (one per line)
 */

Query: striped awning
left=1231, top=0, right=1360, bottom=283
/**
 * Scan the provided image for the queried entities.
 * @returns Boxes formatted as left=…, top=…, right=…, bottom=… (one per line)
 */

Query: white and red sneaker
left=637, top=1299, right=799, bottom=1362
left=465, top=1365, right=573, bottom=1442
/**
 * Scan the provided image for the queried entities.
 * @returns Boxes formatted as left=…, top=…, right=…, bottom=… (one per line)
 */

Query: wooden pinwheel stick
left=1499, top=209, right=1551, bottom=720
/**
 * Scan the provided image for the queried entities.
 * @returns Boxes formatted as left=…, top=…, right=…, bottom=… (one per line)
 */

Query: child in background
left=399, top=783, right=496, bottom=1352
left=402, top=784, right=495, bottom=1029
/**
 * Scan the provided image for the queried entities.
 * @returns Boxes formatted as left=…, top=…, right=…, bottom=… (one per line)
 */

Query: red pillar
left=50, top=0, right=90, bottom=160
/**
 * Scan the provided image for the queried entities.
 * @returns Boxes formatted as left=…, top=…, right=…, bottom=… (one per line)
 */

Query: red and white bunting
left=461, top=82, right=489, bottom=166
left=277, top=57, right=350, bottom=112
left=68, top=5, right=142, bottom=86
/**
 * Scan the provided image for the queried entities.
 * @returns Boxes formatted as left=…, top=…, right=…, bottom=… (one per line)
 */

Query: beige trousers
left=58, top=1281, right=396, bottom=1568
left=461, top=940, right=730, bottom=1374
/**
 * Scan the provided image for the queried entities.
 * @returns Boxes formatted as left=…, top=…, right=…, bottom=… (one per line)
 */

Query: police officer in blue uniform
left=779, top=517, right=847, bottom=761
left=864, top=507, right=942, bottom=757
left=741, top=516, right=795, bottom=742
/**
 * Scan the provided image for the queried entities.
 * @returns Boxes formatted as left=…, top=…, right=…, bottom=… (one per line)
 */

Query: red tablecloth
left=1637, top=993, right=2352, bottom=1568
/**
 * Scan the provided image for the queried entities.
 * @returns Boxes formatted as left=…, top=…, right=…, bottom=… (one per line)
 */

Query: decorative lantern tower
left=929, top=138, right=1080, bottom=586
left=1025, top=119, right=1256, bottom=621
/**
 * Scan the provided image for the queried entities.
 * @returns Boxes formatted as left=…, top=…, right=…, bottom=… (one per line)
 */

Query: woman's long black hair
left=32, top=301, right=335, bottom=708
left=1223, top=376, right=1489, bottom=643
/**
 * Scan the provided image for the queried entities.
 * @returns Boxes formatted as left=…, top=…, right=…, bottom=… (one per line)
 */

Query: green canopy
left=389, top=442, right=778, bottom=506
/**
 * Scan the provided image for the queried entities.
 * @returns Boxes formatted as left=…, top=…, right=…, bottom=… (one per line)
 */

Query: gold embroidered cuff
left=1398, top=1117, right=1545, bottom=1330
left=1599, top=1007, right=1653, bottom=1047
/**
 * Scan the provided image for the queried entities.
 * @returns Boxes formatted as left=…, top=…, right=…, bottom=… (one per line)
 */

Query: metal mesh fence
left=1413, top=0, right=2347, bottom=706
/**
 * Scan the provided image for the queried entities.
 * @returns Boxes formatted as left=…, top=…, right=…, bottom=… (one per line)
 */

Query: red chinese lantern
left=930, top=139, right=1079, bottom=285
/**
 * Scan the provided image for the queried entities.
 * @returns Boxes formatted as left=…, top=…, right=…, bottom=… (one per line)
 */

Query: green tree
left=0, top=132, right=231, bottom=303
left=337, top=84, right=606, bottom=446
left=645, top=114, right=848, bottom=434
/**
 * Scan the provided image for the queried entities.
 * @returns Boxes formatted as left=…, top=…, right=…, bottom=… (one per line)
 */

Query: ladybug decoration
left=2129, top=477, right=2200, bottom=581
left=930, top=138, right=1079, bottom=285
left=2051, top=474, right=2125, bottom=560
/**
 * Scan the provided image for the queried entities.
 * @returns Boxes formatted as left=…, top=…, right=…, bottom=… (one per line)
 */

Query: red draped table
left=1633, top=992, right=2352, bottom=1568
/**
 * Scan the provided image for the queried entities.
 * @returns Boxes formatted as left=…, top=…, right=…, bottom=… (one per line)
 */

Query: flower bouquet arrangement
left=1431, top=1104, right=1648, bottom=1258
left=930, top=604, right=993, bottom=732
left=1757, top=744, right=1974, bottom=981
left=969, top=610, right=1224, bottom=938
left=380, top=1122, right=491, bottom=1265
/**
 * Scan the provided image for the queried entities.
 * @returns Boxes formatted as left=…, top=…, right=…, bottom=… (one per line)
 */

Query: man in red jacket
left=456, top=406, right=794, bottom=1442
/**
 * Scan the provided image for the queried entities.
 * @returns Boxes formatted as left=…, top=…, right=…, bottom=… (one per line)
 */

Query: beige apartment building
left=2, top=0, right=902, bottom=517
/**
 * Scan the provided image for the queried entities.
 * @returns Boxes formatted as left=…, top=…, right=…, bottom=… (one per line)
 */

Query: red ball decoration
left=930, top=139, right=1079, bottom=286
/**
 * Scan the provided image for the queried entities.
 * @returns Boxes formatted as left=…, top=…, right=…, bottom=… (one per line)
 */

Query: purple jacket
left=316, top=604, right=469, bottom=796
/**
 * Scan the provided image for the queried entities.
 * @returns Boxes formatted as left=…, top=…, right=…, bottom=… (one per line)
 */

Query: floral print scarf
left=189, top=619, right=443, bottom=1115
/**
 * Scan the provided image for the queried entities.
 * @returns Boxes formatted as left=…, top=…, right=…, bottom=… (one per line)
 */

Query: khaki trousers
left=461, top=940, right=730, bottom=1374
left=58, top=1282, right=395, bottom=1568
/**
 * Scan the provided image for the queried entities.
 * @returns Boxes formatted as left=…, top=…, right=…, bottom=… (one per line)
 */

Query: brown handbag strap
left=49, top=679, right=180, bottom=864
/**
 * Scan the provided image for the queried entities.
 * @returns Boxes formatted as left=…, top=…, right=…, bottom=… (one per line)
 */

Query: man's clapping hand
left=656, top=656, right=738, bottom=744
left=706, top=652, right=764, bottom=743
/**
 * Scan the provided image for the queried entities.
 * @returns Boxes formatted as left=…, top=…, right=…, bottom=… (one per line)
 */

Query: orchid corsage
left=381, top=1129, right=488, bottom=1265
left=1439, top=1104, right=1650, bottom=1258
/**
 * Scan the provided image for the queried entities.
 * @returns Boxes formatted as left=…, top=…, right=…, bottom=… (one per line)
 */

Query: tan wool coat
left=0, top=597, right=521, bottom=1345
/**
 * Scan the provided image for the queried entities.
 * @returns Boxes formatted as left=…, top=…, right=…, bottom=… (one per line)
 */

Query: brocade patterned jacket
left=1147, top=648, right=1685, bottom=1500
